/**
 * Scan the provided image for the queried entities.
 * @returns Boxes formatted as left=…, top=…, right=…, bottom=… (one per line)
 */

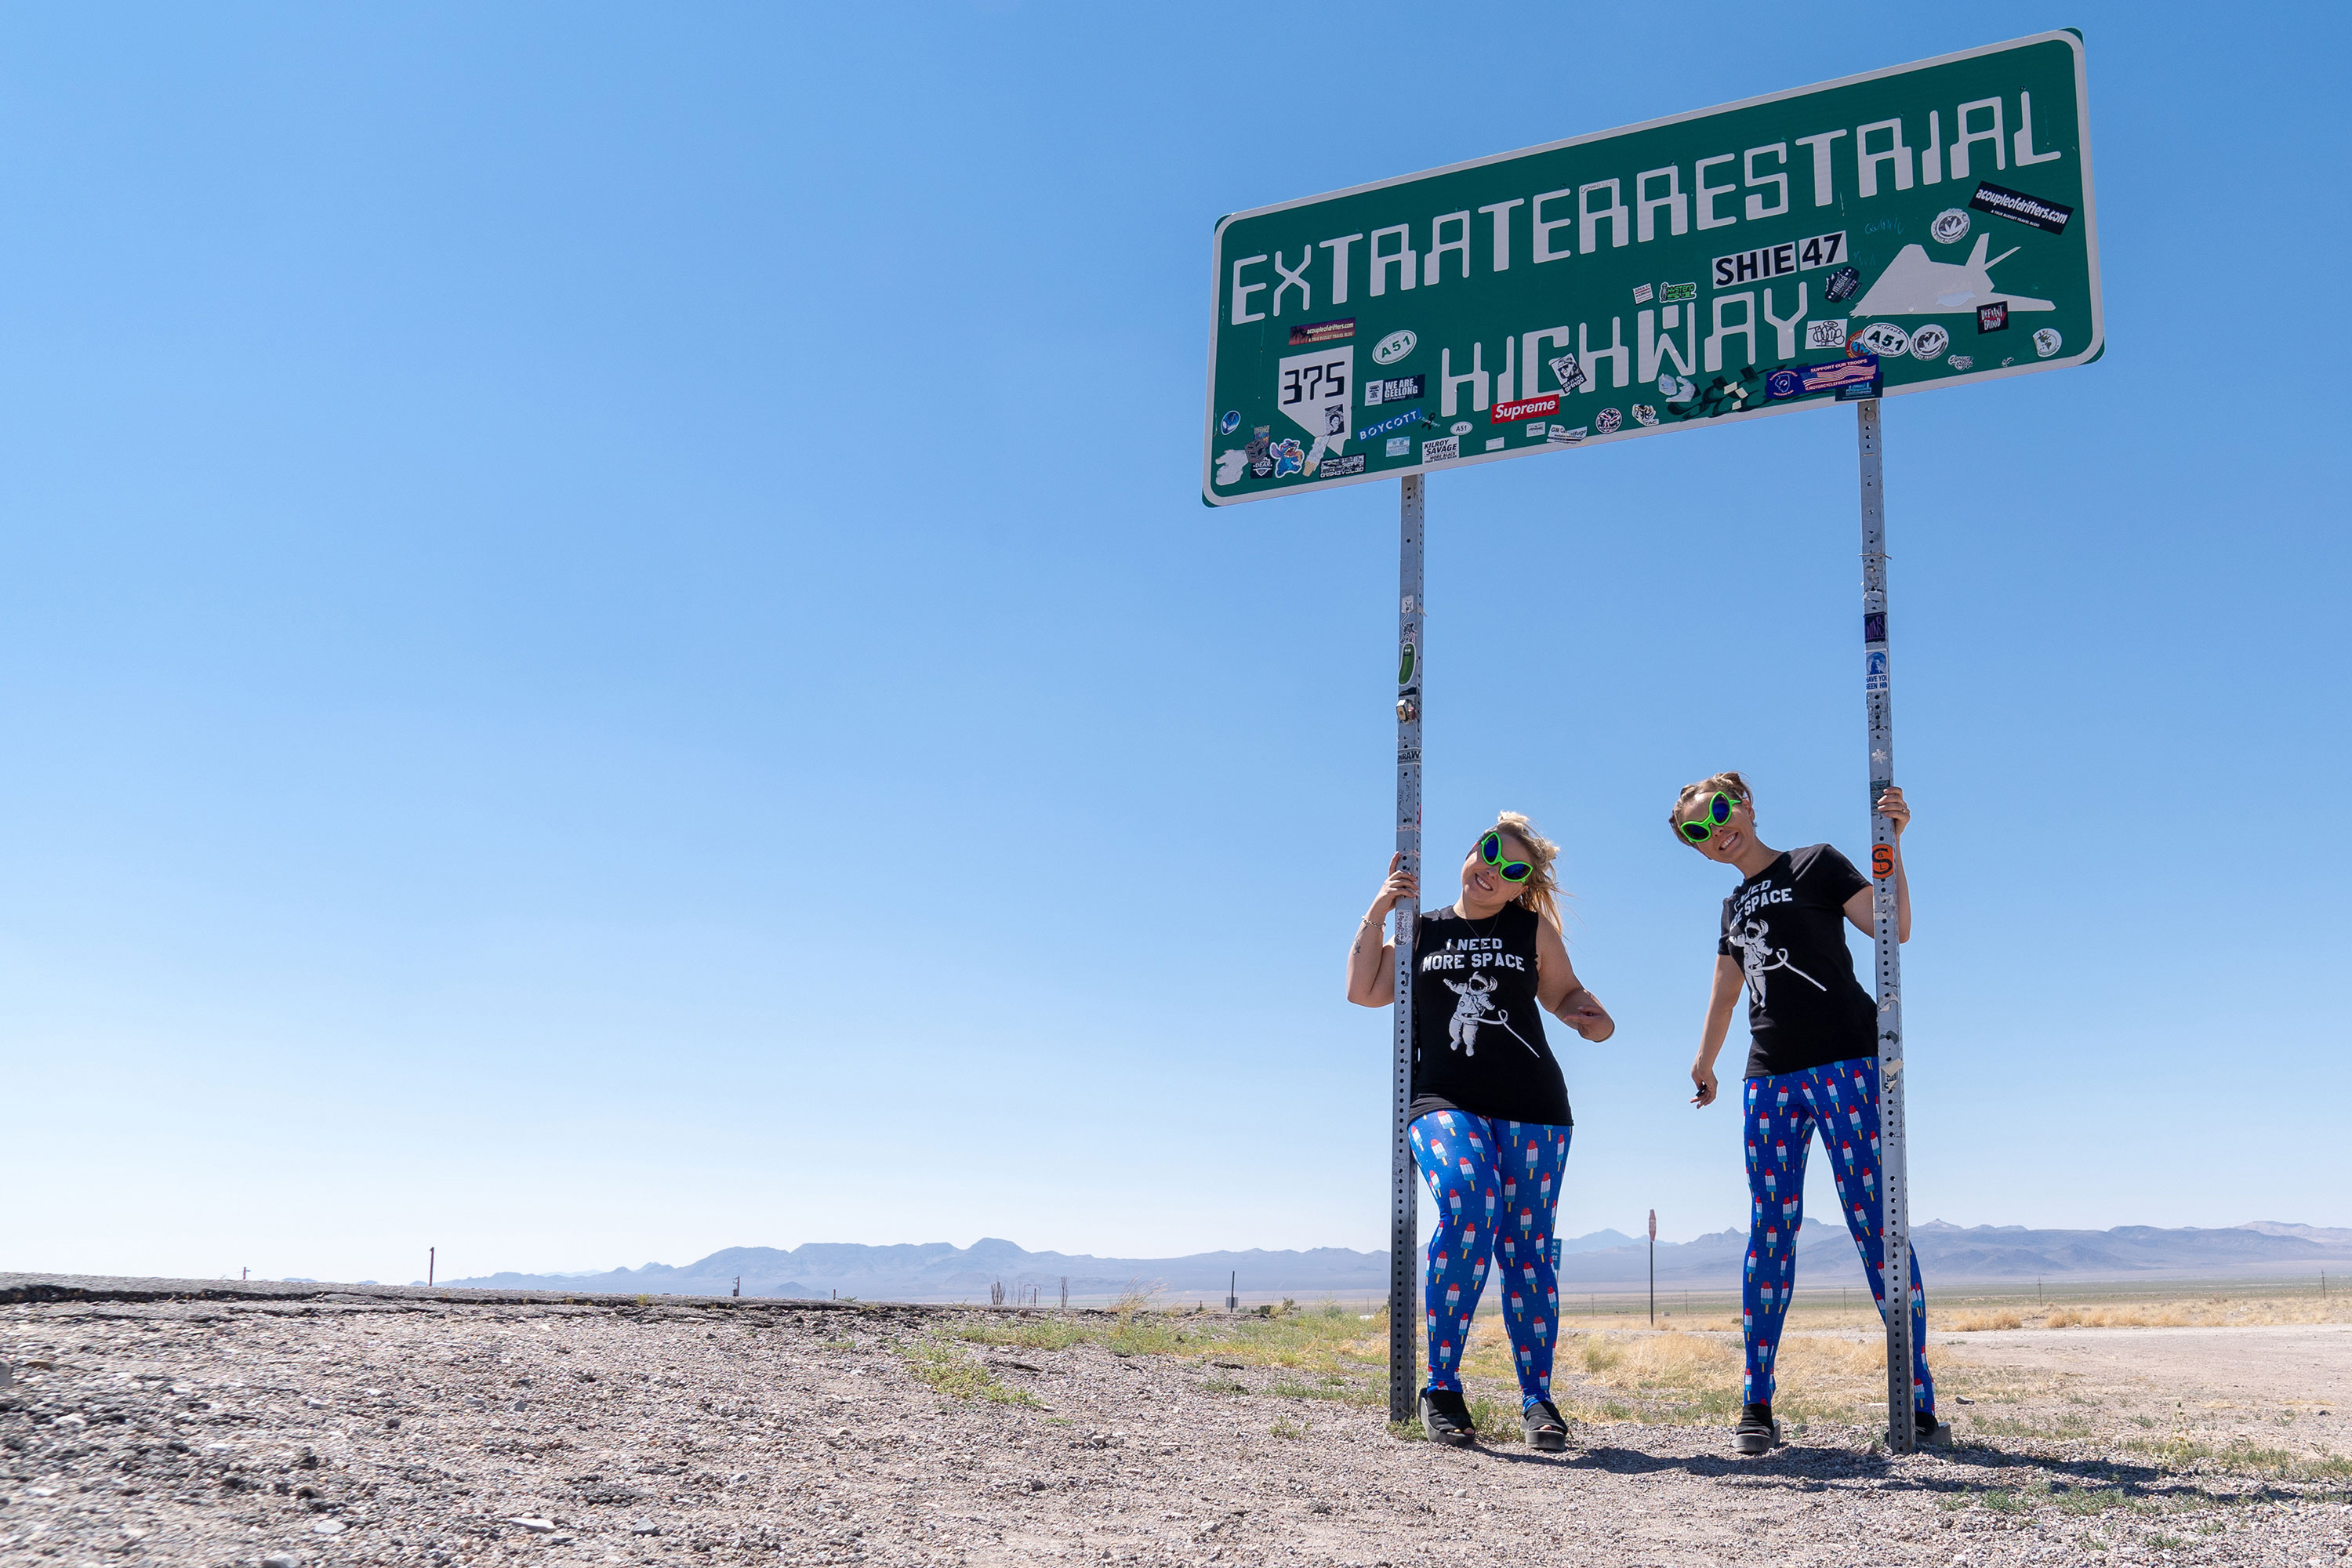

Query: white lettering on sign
left=1478, top=198, right=1525, bottom=270
left=1695, top=154, right=1739, bottom=231
left=1318, top=233, right=1362, bottom=305
left=1795, top=129, right=1848, bottom=206
left=1232, top=100, right=2076, bottom=329
left=1230, top=254, right=1269, bottom=325
left=1744, top=143, right=1790, bottom=220
left=1711, top=232, right=1846, bottom=288
left=1369, top=225, right=1416, bottom=296
left=1762, top=285, right=1807, bottom=358
left=1426, top=211, right=1472, bottom=285
left=1635, top=165, right=1688, bottom=242
left=1230, top=94, right=2075, bottom=324
left=1856, top=118, right=1916, bottom=198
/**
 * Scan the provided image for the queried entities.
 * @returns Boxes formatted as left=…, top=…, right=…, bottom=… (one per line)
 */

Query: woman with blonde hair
left=1670, top=771, right=1944, bottom=1456
left=1346, top=811, right=1615, bottom=1450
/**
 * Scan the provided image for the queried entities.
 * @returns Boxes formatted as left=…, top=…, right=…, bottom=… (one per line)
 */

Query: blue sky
left=4, top=3, right=2343, bottom=1285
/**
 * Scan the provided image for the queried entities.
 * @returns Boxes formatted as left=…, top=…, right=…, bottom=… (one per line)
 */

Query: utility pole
left=428, top=1248, right=435, bottom=1287
left=1647, top=1210, right=1657, bottom=1327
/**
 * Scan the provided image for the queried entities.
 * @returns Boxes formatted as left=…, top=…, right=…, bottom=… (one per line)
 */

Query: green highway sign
left=1201, top=31, right=2100, bottom=506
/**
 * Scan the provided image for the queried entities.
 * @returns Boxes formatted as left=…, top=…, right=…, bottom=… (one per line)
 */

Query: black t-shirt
left=1409, top=902, right=1572, bottom=1127
left=1717, top=844, right=1879, bottom=1078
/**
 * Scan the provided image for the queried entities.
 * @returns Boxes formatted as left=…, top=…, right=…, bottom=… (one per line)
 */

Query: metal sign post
left=1388, top=474, right=1425, bottom=1423
left=1858, top=397, right=1915, bottom=1453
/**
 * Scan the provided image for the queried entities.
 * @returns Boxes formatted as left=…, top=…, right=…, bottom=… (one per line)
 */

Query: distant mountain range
left=433, top=1222, right=2352, bottom=1303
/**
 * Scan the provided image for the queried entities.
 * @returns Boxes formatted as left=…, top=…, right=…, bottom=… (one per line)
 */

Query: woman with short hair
left=1346, top=811, right=1615, bottom=1450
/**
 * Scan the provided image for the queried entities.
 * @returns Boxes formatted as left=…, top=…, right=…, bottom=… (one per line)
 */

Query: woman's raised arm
left=1345, top=853, right=1417, bottom=1007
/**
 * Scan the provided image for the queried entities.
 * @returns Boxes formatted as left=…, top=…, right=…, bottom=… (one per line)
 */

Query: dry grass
left=1944, top=1309, right=2024, bottom=1331
left=2034, top=1297, right=2352, bottom=1329
left=1444, top=1323, right=1958, bottom=1428
left=904, top=1338, right=1038, bottom=1405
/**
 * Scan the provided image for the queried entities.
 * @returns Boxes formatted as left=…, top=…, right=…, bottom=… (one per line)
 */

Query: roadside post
left=1202, top=31, right=2101, bottom=1446
left=1388, top=476, right=1424, bottom=1421
left=1858, top=399, right=1917, bottom=1437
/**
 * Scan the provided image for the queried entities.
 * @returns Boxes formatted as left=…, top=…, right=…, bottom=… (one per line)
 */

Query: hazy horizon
left=7, top=3, right=2346, bottom=1284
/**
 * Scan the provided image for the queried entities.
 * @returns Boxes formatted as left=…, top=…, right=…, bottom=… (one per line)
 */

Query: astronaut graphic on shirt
left=1440, top=972, right=1539, bottom=1057
left=1725, top=916, right=1825, bottom=1008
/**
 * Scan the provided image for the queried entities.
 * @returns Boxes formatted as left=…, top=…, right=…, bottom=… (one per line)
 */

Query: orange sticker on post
left=1871, top=843, right=1895, bottom=879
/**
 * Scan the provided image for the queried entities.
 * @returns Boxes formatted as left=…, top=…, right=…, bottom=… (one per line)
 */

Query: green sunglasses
left=1475, top=830, right=1533, bottom=882
left=1678, top=793, right=1744, bottom=844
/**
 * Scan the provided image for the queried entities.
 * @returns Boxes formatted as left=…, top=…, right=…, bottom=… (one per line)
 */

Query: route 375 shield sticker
left=1276, top=347, right=1354, bottom=475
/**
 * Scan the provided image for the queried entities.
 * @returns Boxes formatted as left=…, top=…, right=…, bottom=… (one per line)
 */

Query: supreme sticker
left=1492, top=393, right=1560, bottom=424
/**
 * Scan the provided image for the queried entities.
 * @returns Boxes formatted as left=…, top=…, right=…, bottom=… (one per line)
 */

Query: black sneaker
left=1521, top=1399, right=1569, bottom=1453
left=1733, top=1401, right=1780, bottom=1456
left=1905, top=1408, right=1952, bottom=1447
left=1418, top=1388, right=1475, bottom=1447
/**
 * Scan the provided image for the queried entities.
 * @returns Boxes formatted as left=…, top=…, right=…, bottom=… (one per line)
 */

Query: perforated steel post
left=1857, top=398, right=1915, bottom=1454
left=1389, top=474, right=1425, bottom=1424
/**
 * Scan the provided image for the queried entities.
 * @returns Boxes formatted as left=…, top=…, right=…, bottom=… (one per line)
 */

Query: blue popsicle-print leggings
left=1407, top=1110, right=1570, bottom=1408
left=1743, top=1058, right=1933, bottom=1414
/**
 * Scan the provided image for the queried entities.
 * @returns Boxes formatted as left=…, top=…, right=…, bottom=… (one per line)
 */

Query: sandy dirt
left=3, top=1287, right=2348, bottom=1567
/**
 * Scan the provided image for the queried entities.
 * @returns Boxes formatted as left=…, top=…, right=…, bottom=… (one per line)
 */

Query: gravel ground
left=2, top=1280, right=2348, bottom=1567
